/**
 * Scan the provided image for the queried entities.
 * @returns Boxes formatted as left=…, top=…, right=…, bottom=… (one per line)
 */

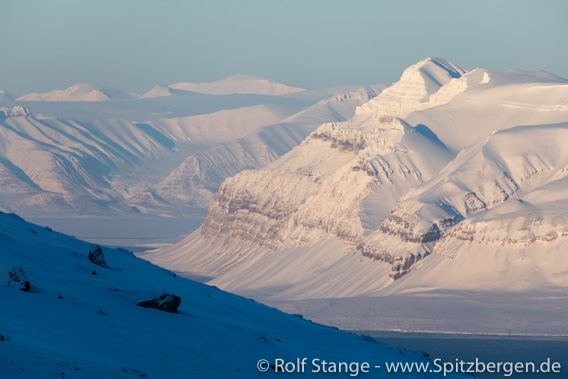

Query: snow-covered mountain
left=167, top=74, right=305, bottom=96
left=140, top=75, right=306, bottom=99
left=139, top=85, right=191, bottom=99
left=0, top=104, right=177, bottom=215
left=0, top=105, right=31, bottom=118
left=131, top=85, right=385, bottom=214
left=0, top=90, right=16, bottom=101
left=0, top=83, right=383, bottom=217
left=0, top=104, right=293, bottom=216
left=148, top=58, right=568, bottom=307
left=366, top=122, right=568, bottom=291
left=1, top=212, right=460, bottom=378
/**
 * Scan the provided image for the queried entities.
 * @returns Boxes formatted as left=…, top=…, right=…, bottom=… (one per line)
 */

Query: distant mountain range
left=16, top=82, right=139, bottom=102
left=5, top=75, right=306, bottom=102
left=0, top=77, right=384, bottom=217
left=165, top=74, right=306, bottom=96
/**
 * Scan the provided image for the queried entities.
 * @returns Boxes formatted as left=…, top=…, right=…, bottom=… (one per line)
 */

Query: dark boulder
left=88, top=244, right=108, bottom=268
left=137, top=294, right=181, bottom=314
left=8, top=266, right=30, bottom=292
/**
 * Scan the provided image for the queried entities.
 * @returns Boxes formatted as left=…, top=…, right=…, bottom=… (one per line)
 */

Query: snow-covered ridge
left=139, top=85, right=188, bottom=99
left=0, top=89, right=16, bottom=101
left=144, top=92, right=378, bottom=213
left=16, top=83, right=138, bottom=102
left=361, top=123, right=568, bottom=280
left=318, top=84, right=385, bottom=105
left=356, top=57, right=467, bottom=121
left=309, top=118, right=415, bottom=154
left=12, top=75, right=306, bottom=101
left=168, top=74, right=306, bottom=96
left=380, top=124, right=568, bottom=240
left=0, top=83, right=377, bottom=217
left=0, top=106, right=31, bottom=118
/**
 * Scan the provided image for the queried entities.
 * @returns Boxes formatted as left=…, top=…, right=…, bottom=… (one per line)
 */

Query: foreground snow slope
left=149, top=58, right=568, bottom=306
left=0, top=212, right=460, bottom=378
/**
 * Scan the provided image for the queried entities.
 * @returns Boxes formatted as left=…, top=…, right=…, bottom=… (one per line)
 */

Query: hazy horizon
left=1, top=0, right=567, bottom=94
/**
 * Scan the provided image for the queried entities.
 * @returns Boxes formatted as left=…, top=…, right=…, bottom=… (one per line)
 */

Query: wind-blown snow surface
left=148, top=58, right=568, bottom=333
left=0, top=80, right=383, bottom=217
left=0, top=212, right=463, bottom=378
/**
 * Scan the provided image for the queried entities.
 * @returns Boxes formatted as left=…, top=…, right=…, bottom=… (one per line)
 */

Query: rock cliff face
left=200, top=119, right=454, bottom=254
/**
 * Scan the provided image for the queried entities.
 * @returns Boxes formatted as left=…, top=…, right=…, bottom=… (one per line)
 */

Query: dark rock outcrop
left=88, top=244, right=108, bottom=268
left=8, top=266, right=30, bottom=292
left=137, top=294, right=181, bottom=314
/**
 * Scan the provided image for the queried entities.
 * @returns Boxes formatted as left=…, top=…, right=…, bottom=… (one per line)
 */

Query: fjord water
left=28, top=215, right=205, bottom=250
left=362, top=331, right=567, bottom=378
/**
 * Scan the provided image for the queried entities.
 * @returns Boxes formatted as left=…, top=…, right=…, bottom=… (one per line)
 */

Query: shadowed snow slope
left=148, top=58, right=568, bottom=307
left=0, top=212, right=463, bottom=378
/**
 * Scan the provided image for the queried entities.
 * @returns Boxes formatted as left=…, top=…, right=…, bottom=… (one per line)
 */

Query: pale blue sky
left=1, top=0, right=567, bottom=94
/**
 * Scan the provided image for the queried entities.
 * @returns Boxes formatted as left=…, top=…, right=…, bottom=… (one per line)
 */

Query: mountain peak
left=356, top=57, right=467, bottom=121
left=139, top=85, right=175, bottom=99
left=399, top=57, right=466, bottom=90
left=0, top=90, right=16, bottom=101
left=416, top=57, right=463, bottom=73
left=68, top=82, right=99, bottom=91
left=16, top=83, right=138, bottom=102
left=222, top=74, right=264, bottom=81
left=168, top=75, right=305, bottom=96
